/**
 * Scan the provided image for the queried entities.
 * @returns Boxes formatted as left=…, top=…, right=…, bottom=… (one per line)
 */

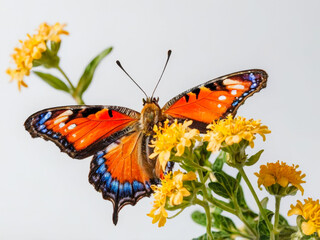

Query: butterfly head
left=142, top=97, right=159, bottom=106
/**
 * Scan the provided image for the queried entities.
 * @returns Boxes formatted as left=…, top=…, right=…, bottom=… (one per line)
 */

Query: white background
left=0, top=1, right=319, bottom=239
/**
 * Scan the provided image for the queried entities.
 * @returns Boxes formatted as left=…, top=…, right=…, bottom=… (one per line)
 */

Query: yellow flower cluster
left=7, top=23, right=69, bottom=90
left=147, top=170, right=196, bottom=227
left=255, top=161, right=306, bottom=194
left=204, top=115, right=271, bottom=153
left=150, top=119, right=200, bottom=171
left=288, top=198, right=320, bottom=236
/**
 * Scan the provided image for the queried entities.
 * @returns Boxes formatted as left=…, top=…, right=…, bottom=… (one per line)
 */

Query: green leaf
left=208, top=182, right=229, bottom=199
left=279, top=214, right=290, bottom=226
left=260, top=197, right=269, bottom=208
left=191, top=211, right=207, bottom=226
left=212, top=151, right=225, bottom=171
left=245, top=149, right=264, bottom=166
left=257, top=209, right=273, bottom=239
left=212, top=214, right=237, bottom=233
left=236, top=183, right=249, bottom=209
left=33, top=71, right=70, bottom=93
left=75, top=47, right=113, bottom=97
left=192, top=231, right=231, bottom=240
left=212, top=171, right=238, bottom=198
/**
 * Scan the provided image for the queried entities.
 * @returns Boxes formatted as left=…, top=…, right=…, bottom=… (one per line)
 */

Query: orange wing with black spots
left=25, top=105, right=140, bottom=159
left=162, top=69, right=268, bottom=132
left=89, top=132, right=157, bottom=225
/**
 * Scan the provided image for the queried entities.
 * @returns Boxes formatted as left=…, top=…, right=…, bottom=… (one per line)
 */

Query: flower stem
left=206, top=196, right=236, bottom=215
left=56, top=65, right=75, bottom=91
left=232, top=196, right=257, bottom=237
left=197, top=169, right=214, bottom=240
left=237, top=166, right=273, bottom=232
left=194, top=198, right=214, bottom=240
left=56, top=66, right=85, bottom=105
left=272, top=196, right=281, bottom=240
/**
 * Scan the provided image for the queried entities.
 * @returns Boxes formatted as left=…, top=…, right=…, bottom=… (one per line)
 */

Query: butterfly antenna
left=116, top=60, right=148, bottom=99
left=151, top=50, right=172, bottom=98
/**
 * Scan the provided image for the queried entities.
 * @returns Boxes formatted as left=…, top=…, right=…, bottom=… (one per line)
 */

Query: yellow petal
left=277, top=177, right=289, bottom=188
left=301, top=221, right=316, bottom=235
left=287, top=206, right=303, bottom=216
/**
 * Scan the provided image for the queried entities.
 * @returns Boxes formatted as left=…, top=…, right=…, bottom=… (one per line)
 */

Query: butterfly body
left=25, top=69, right=268, bottom=225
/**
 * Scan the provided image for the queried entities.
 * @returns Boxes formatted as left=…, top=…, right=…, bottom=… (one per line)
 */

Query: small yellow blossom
left=150, top=119, right=200, bottom=171
left=203, top=115, right=270, bottom=153
left=7, top=22, right=68, bottom=90
left=147, top=170, right=197, bottom=227
left=255, top=161, right=306, bottom=195
left=288, top=198, right=320, bottom=236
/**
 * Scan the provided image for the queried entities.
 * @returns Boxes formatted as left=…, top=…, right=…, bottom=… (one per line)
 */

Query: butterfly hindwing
left=89, top=131, right=158, bottom=225
left=162, top=69, right=268, bottom=132
left=25, top=105, right=140, bottom=159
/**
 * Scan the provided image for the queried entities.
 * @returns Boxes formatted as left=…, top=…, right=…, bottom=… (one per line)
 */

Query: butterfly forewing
left=162, top=69, right=268, bottom=132
left=25, top=105, right=140, bottom=159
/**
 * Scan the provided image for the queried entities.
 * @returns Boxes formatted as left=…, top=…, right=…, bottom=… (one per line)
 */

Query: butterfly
left=25, top=51, right=268, bottom=225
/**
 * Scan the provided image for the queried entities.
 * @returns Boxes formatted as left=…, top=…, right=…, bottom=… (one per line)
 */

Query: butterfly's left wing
left=25, top=105, right=158, bottom=225
left=162, top=69, right=267, bottom=132
left=25, top=105, right=140, bottom=159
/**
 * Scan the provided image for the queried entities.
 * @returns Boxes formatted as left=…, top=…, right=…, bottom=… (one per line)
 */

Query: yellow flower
left=7, top=22, right=68, bottom=90
left=254, top=161, right=306, bottom=195
left=288, top=198, right=320, bottom=236
left=147, top=170, right=197, bottom=227
left=203, top=115, right=270, bottom=153
left=150, top=119, right=200, bottom=171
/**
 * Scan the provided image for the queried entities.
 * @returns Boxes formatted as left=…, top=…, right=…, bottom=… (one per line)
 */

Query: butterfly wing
left=89, top=131, right=158, bottom=225
left=162, top=69, right=268, bottom=132
left=25, top=105, right=158, bottom=224
left=25, top=105, right=140, bottom=159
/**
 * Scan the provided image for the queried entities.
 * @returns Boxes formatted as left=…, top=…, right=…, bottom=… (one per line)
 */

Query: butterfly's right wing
left=162, top=70, right=268, bottom=132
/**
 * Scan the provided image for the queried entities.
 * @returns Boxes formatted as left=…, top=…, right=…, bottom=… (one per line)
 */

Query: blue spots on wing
left=96, top=157, right=104, bottom=166
left=52, top=133, right=59, bottom=139
left=123, top=182, right=133, bottom=197
left=38, top=112, right=52, bottom=125
left=249, top=73, right=256, bottom=81
left=232, top=101, right=239, bottom=107
left=250, top=83, right=258, bottom=89
left=96, top=164, right=106, bottom=174
left=111, top=180, right=119, bottom=194
left=101, top=171, right=111, bottom=182
left=133, top=181, right=145, bottom=192
left=105, top=175, right=112, bottom=189
left=96, top=151, right=104, bottom=158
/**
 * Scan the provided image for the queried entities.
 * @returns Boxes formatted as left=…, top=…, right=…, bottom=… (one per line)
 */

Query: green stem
left=237, top=166, right=273, bottom=232
left=167, top=206, right=187, bottom=219
left=74, top=95, right=85, bottom=105
left=272, top=196, right=281, bottom=240
left=56, top=66, right=85, bottom=105
left=56, top=65, right=75, bottom=91
left=194, top=198, right=214, bottom=240
left=206, top=196, right=236, bottom=215
left=232, top=196, right=257, bottom=237
left=196, top=169, right=214, bottom=240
